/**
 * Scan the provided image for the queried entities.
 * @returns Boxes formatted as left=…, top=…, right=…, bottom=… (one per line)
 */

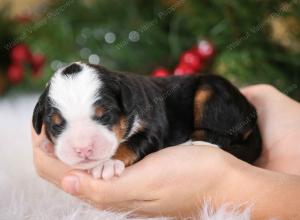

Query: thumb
left=61, top=171, right=121, bottom=203
left=61, top=164, right=150, bottom=203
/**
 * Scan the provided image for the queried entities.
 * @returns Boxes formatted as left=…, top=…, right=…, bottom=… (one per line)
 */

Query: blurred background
left=0, top=0, right=299, bottom=98
left=0, top=2, right=299, bottom=218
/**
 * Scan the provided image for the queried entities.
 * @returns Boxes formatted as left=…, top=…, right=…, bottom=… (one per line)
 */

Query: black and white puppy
left=32, top=62, right=262, bottom=179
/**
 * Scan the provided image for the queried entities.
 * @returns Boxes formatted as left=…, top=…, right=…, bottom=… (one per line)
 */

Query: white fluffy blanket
left=0, top=95, right=251, bottom=220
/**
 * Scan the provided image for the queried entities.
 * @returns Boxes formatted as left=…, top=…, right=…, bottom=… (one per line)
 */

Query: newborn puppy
left=32, top=62, right=261, bottom=179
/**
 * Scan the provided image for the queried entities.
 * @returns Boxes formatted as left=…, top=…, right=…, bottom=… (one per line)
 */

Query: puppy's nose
left=74, top=146, right=94, bottom=158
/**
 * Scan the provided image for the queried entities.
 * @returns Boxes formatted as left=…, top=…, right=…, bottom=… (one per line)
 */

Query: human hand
left=31, top=125, right=73, bottom=187
left=32, top=125, right=242, bottom=217
left=241, top=85, right=300, bottom=175
left=32, top=84, right=300, bottom=219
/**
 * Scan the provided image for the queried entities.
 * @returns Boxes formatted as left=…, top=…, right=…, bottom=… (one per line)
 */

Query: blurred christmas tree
left=0, top=0, right=299, bottom=99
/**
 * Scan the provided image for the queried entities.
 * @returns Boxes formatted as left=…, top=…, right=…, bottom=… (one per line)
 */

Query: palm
left=241, top=85, right=300, bottom=174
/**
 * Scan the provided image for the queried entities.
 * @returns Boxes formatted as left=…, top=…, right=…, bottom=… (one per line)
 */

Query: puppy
left=32, top=62, right=261, bottom=179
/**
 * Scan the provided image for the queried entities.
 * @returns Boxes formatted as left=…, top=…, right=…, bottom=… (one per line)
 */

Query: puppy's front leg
left=112, top=143, right=138, bottom=166
left=90, top=143, right=137, bottom=179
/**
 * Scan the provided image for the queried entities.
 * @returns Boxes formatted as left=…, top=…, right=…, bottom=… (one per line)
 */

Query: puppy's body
left=111, top=70, right=261, bottom=164
left=33, top=62, right=261, bottom=179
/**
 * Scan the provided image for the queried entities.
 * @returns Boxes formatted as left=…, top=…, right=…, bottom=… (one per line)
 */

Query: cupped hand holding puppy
left=32, top=85, right=300, bottom=218
left=241, top=84, right=300, bottom=174
left=32, top=127, right=235, bottom=217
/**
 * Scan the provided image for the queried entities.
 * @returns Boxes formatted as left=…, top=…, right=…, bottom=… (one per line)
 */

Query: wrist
left=207, top=158, right=259, bottom=217
left=211, top=156, right=300, bottom=219
left=198, top=151, right=245, bottom=205
left=205, top=153, right=264, bottom=210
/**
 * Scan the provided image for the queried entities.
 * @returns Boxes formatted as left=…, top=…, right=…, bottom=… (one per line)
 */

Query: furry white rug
left=0, top=95, right=251, bottom=220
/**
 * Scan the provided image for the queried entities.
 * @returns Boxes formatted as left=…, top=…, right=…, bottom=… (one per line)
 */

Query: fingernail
left=62, top=175, right=79, bottom=194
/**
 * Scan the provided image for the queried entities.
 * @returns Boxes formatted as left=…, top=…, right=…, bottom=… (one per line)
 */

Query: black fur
left=33, top=64, right=262, bottom=164
left=32, top=86, right=49, bottom=134
left=32, top=85, right=67, bottom=142
left=62, top=63, right=82, bottom=76
left=44, top=106, right=66, bottom=139
left=88, top=65, right=261, bottom=163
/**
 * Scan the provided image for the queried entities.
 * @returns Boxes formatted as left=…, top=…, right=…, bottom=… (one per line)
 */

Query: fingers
left=33, top=145, right=72, bottom=185
left=31, top=124, right=156, bottom=208
left=61, top=160, right=158, bottom=204
left=31, top=125, right=55, bottom=155
left=240, top=84, right=272, bottom=106
left=241, top=84, right=300, bottom=119
left=60, top=145, right=223, bottom=205
left=31, top=124, right=48, bottom=147
left=240, top=84, right=289, bottom=108
left=61, top=168, right=161, bottom=214
left=31, top=125, right=73, bottom=186
left=31, top=125, right=157, bottom=212
left=240, top=84, right=277, bottom=95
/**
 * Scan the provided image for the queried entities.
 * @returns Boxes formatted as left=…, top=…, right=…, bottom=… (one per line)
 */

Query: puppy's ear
left=32, top=86, right=49, bottom=134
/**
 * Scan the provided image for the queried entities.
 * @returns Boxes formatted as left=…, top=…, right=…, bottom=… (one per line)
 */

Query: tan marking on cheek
left=51, top=113, right=62, bottom=126
left=94, top=106, right=104, bottom=118
left=112, top=116, right=127, bottom=141
left=112, top=143, right=137, bottom=166
left=194, top=88, right=212, bottom=128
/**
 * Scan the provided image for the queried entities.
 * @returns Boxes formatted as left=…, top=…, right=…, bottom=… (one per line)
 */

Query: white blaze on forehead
left=49, top=63, right=101, bottom=120
left=47, top=63, right=120, bottom=169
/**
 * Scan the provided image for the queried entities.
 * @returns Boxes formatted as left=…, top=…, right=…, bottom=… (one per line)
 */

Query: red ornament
left=152, top=67, right=170, bottom=77
left=31, top=54, right=46, bottom=67
left=7, top=64, right=24, bottom=84
left=10, top=44, right=31, bottom=64
left=174, top=63, right=195, bottom=76
left=180, top=50, right=204, bottom=71
left=30, top=54, right=46, bottom=76
left=195, top=40, right=215, bottom=60
left=152, top=40, right=216, bottom=78
left=15, top=14, right=32, bottom=23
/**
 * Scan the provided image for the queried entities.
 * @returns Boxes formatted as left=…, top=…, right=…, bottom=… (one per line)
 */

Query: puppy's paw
left=91, top=159, right=125, bottom=180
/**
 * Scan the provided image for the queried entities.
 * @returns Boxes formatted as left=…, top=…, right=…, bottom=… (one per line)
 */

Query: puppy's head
left=32, top=62, right=137, bottom=169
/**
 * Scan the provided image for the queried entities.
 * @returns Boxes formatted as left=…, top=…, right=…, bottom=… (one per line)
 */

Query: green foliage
left=0, top=5, right=16, bottom=70
left=2, top=0, right=300, bottom=98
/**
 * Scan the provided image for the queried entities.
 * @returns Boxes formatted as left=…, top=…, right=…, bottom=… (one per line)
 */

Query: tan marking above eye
left=51, top=113, right=63, bottom=125
left=94, top=106, right=104, bottom=117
